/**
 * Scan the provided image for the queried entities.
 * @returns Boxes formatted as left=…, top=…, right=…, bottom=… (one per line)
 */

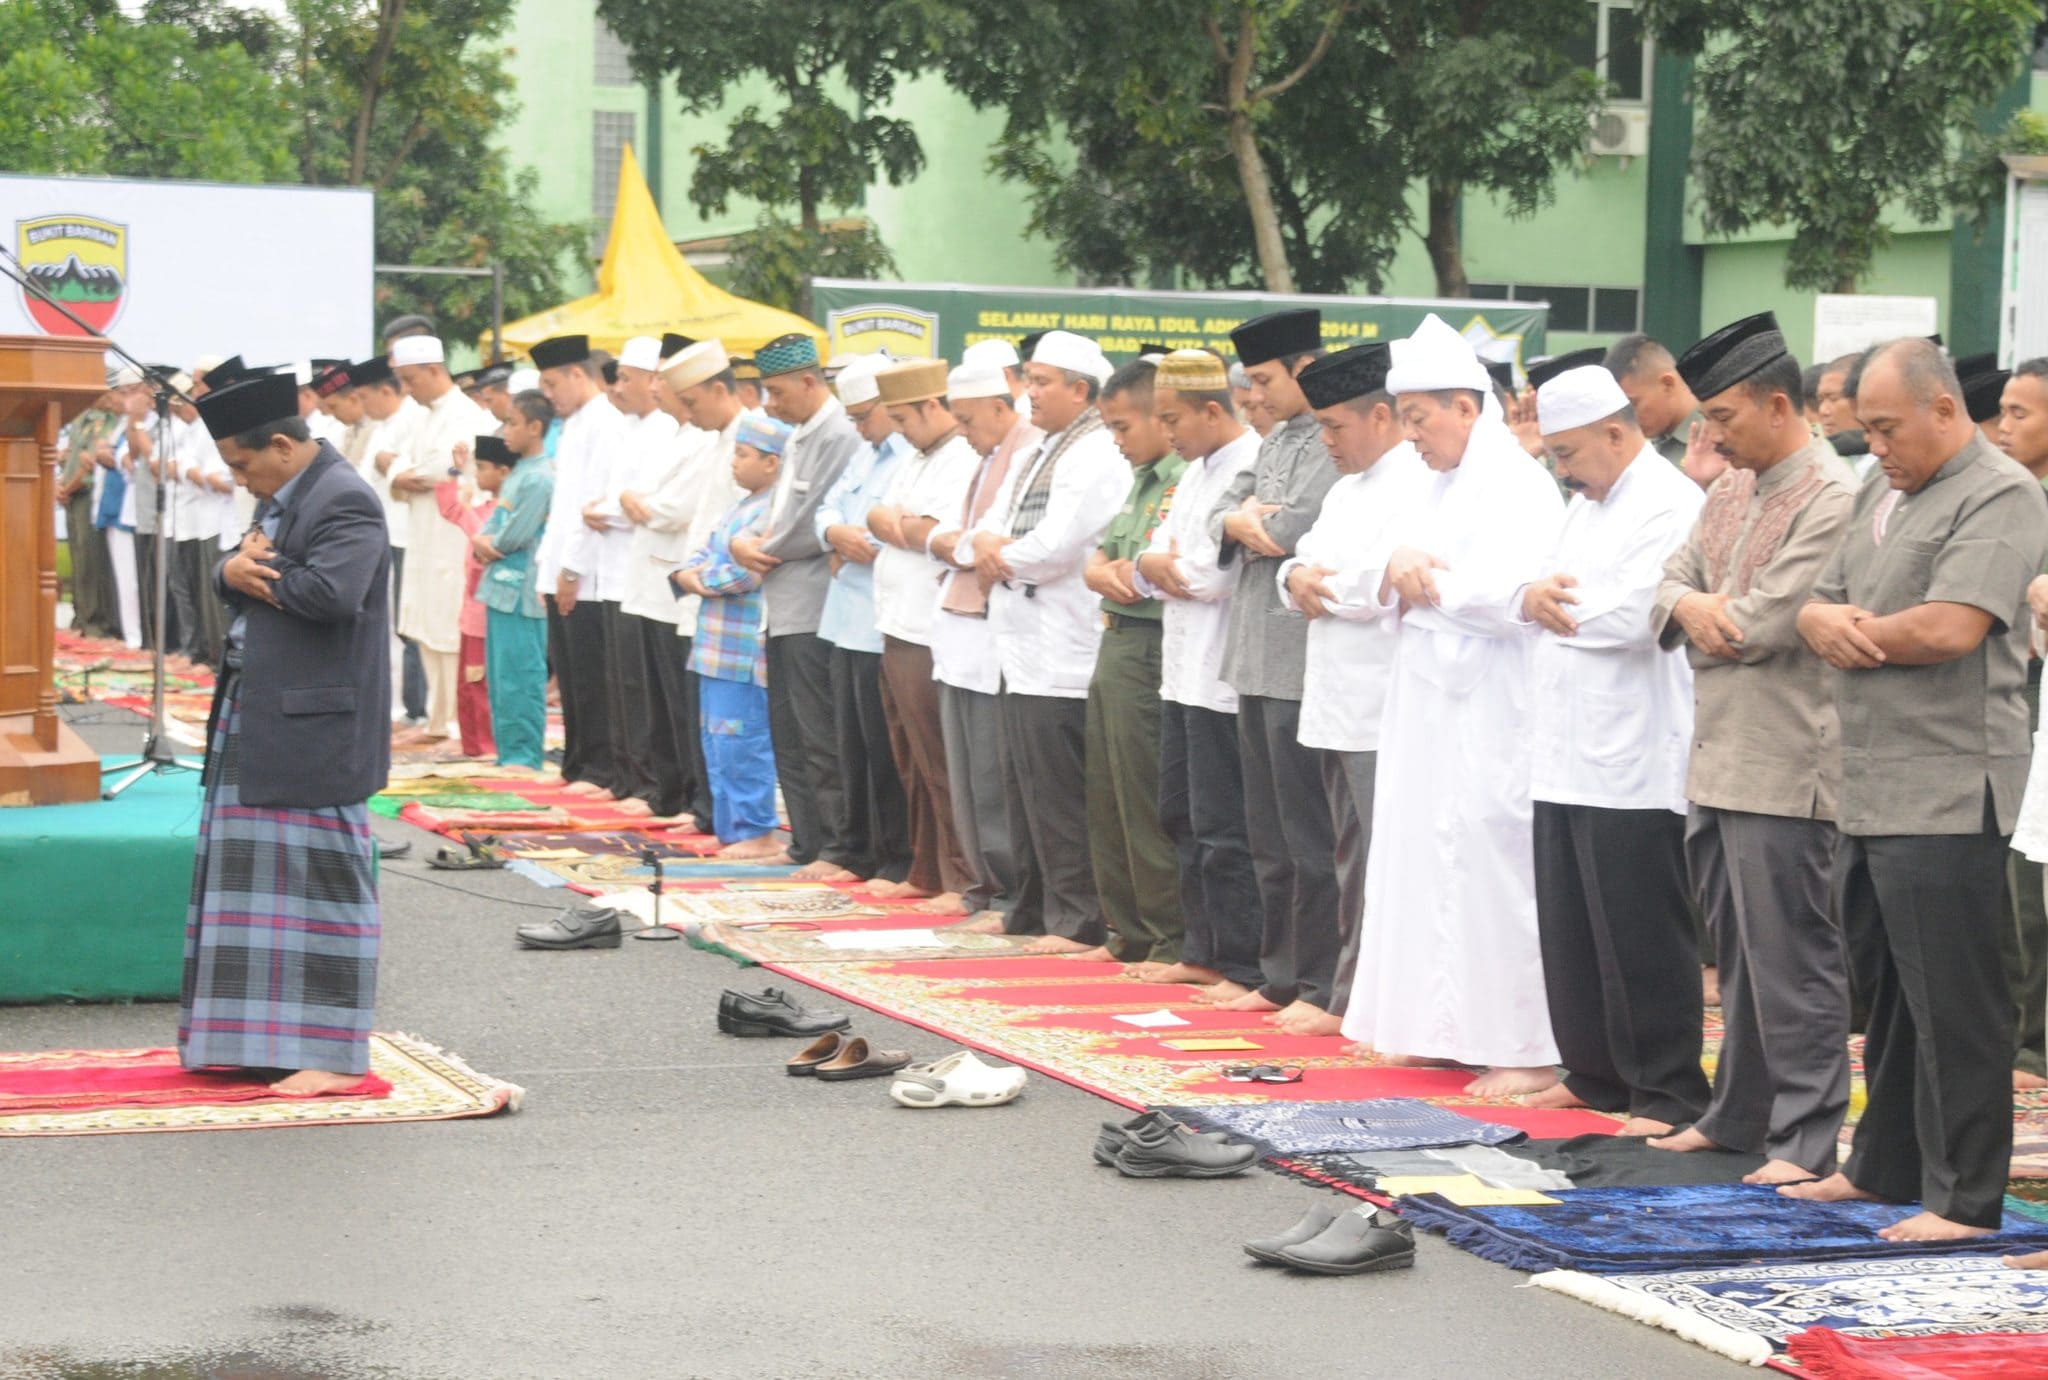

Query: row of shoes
left=1244, top=1199, right=1416, bottom=1275
left=1092, top=1111, right=1260, bottom=1179
left=722, top=987, right=1029, bottom=1109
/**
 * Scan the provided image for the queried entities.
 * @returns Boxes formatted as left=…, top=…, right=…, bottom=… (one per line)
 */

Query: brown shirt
left=1653, top=437, right=1858, bottom=820
left=1812, top=432, right=2048, bottom=836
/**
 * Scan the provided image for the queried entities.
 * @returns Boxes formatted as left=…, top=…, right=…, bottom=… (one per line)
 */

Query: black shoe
left=716, top=987, right=851, bottom=1037
left=1275, top=1206, right=1417, bottom=1275
left=1091, top=1111, right=1234, bottom=1167
left=1244, top=1199, right=1348, bottom=1264
left=1110, top=1114, right=1259, bottom=1179
left=515, top=906, right=623, bottom=950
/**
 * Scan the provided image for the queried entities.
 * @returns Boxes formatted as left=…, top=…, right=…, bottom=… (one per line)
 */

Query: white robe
left=393, top=385, right=494, bottom=653
left=1339, top=417, right=1567, bottom=1068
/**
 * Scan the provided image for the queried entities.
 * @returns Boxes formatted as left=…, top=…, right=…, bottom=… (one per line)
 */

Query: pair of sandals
left=786, top=1031, right=914, bottom=1082
left=429, top=835, right=506, bottom=871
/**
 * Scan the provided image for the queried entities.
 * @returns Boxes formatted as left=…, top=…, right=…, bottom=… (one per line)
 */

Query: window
left=592, top=111, right=636, bottom=238
left=1468, top=282, right=1643, bottom=336
left=1568, top=1, right=1651, bottom=105
left=594, top=18, right=635, bottom=86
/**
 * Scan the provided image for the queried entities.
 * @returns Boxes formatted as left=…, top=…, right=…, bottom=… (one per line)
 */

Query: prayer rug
left=396, top=777, right=710, bottom=834
left=1533, top=1258, right=2048, bottom=1368
left=1396, top=1183, right=2048, bottom=1274
left=1784, top=1325, right=2048, bottom=1378
left=0, top=1033, right=523, bottom=1135
left=759, top=957, right=1620, bottom=1129
left=1157, top=1098, right=1531, bottom=1155
left=683, top=919, right=1045, bottom=965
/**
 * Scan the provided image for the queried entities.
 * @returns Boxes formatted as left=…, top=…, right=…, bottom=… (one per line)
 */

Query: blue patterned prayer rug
left=1158, top=1099, right=1528, bottom=1156
left=1531, top=1256, right=2048, bottom=1366
left=1397, top=1182, right=2048, bottom=1273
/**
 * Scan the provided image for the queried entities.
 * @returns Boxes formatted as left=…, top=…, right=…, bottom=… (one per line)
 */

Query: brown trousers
left=880, top=635, right=972, bottom=896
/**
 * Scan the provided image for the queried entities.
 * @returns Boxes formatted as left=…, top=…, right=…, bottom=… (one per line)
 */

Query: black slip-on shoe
left=717, top=986, right=852, bottom=1037
left=1111, top=1116, right=1259, bottom=1179
left=1244, top=1198, right=1348, bottom=1264
left=1275, top=1206, right=1417, bottom=1275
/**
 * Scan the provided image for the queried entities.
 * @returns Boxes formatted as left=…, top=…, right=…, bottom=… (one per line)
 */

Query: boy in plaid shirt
left=670, top=412, right=792, bottom=857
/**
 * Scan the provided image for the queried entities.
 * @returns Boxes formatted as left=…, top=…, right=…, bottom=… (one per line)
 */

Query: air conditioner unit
left=1588, top=106, right=1650, bottom=158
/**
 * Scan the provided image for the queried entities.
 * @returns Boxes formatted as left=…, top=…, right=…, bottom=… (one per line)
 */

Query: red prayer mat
left=1783, top=1326, right=2048, bottom=1378
left=0, top=1049, right=388, bottom=1114
left=399, top=777, right=721, bottom=834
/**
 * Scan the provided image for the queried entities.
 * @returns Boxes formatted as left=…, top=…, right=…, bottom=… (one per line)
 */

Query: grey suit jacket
left=1207, top=411, right=1340, bottom=701
left=209, top=443, right=393, bottom=807
left=756, top=403, right=860, bottom=636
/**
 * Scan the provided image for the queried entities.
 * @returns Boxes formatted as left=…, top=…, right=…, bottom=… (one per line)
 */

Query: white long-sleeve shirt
left=363, top=396, right=424, bottom=549
left=1276, top=442, right=1433, bottom=752
left=1521, top=444, right=1704, bottom=812
left=538, top=393, right=631, bottom=599
left=1137, top=428, right=1258, bottom=714
left=619, top=417, right=716, bottom=625
left=873, top=433, right=979, bottom=646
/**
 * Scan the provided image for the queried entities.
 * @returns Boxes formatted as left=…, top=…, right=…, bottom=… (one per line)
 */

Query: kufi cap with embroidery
left=1676, top=312, right=1790, bottom=401
left=617, top=336, right=663, bottom=373
left=1030, top=329, right=1113, bottom=384
left=474, top=435, right=518, bottom=465
left=1955, top=352, right=2009, bottom=424
left=1230, top=308, right=1321, bottom=367
left=507, top=367, right=540, bottom=394
left=1537, top=365, right=1632, bottom=436
left=756, top=334, right=821, bottom=377
left=876, top=358, right=950, bottom=406
left=834, top=354, right=889, bottom=406
left=195, top=374, right=298, bottom=441
left=735, top=412, right=794, bottom=457
left=1385, top=313, right=1490, bottom=396
left=529, top=335, right=591, bottom=370
left=661, top=332, right=695, bottom=360
left=1154, top=349, right=1230, bottom=394
left=390, top=335, right=445, bottom=368
left=1526, top=347, right=1608, bottom=391
left=662, top=339, right=731, bottom=392
left=381, top=313, right=435, bottom=341
left=1297, top=344, right=1393, bottom=411
left=947, top=365, right=1010, bottom=401
left=313, top=362, right=355, bottom=398
left=346, top=355, right=394, bottom=389
left=962, top=339, right=1020, bottom=372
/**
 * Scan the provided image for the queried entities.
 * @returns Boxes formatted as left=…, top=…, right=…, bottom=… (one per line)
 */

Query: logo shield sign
left=16, top=214, right=128, bottom=336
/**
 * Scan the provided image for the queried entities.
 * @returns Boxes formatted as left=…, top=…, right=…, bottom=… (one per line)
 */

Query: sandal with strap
left=429, top=834, right=506, bottom=871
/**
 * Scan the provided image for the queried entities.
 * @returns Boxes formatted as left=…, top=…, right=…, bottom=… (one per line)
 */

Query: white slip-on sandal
left=888, top=1050, right=1028, bottom=1108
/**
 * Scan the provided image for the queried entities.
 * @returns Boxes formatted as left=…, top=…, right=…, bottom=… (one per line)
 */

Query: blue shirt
left=681, top=490, right=772, bottom=686
left=93, top=437, right=131, bottom=532
left=813, top=432, right=909, bottom=654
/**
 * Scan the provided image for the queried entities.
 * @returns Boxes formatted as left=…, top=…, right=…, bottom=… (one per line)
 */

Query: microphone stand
left=0, top=244, right=203, bottom=799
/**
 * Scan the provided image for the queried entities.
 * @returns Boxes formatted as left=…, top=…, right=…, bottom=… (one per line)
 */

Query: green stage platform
left=0, top=764, right=199, bottom=1003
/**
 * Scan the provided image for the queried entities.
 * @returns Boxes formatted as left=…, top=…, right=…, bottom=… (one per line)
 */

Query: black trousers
left=766, top=632, right=842, bottom=866
left=1237, top=693, right=1341, bottom=1008
left=830, top=645, right=911, bottom=882
left=1534, top=802, right=1711, bottom=1125
left=1839, top=804, right=2014, bottom=1228
left=602, top=602, right=658, bottom=805
left=548, top=594, right=617, bottom=790
left=1157, top=699, right=1265, bottom=988
left=617, top=612, right=705, bottom=817
left=133, top=531, right=169, bottom=652
left=998, top=688, right=1101, bottom=943
left=390, top=548, right=427, bottom=721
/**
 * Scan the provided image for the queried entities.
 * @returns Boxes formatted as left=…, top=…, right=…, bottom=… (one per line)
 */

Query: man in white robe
left=1337, top=315, right=1566, bottom=1097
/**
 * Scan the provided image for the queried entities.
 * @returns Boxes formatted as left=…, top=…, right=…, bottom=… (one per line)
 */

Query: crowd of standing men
left=64, top=301, right=2048, bottom=1256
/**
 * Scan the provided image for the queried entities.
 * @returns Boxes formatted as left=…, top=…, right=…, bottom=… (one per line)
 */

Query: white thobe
left=306, top=408, right=348, bottom=448
left=617, top=417, right=714, bottom=625
left=169, top=417, right=224, bottom=544
left=392, top=386, right=494, bottom=653
left=364, top=396, right=423, bottom=549
left=1339, top=417, right=1567, bottom=1068
left=1137, top=428, right=1258, bottom=714
left=537, top=394, right=631, bottom=599
left=1276, top=443, right=1434, bottom=753
left=1521, top=446, right=1703, bottom=813
left=953, top=418, right=1128, bottom=699
left=873, top=433, right=978, bottom=646
left=670, top=412, right=748, bottom=638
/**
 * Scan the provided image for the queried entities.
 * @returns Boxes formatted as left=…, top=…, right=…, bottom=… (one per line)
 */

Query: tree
left=1639, top=0, right=2037, bottom=293
left=594, top=0, right=937, bottom=306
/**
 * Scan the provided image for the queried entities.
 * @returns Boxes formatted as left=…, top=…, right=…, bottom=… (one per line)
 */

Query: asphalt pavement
left=0, top=707, right=1737, bottom=1380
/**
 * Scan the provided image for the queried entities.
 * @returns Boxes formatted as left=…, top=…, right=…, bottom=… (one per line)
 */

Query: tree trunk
left=298, top=12, right=316, bottom=184
left=1227, top=110, right=1296, bottom=294
left=348, top=0, right=406, bottom=186
left=1426, top=177, right=1467, bottom=298
left=797, top=166, right=819, bottom=235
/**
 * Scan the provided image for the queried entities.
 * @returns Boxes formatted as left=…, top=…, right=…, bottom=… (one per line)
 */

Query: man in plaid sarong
left=183, top=373, right=392, bottom=1096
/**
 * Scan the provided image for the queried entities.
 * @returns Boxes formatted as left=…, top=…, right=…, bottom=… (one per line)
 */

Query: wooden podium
left=0, top=334, right=110, bottom=805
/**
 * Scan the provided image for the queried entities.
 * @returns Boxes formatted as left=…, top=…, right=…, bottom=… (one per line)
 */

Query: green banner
left=811, top=278, right=1548, bottom=373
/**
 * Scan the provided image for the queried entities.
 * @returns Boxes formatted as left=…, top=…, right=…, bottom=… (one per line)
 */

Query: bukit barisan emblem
left=16, top=214, right=128, bottom=336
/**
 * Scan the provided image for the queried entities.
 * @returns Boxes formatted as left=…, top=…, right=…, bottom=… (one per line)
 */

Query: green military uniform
left=59, top=408, right=123, bottom=640
left=1651, top=406, right=1705, bottom=469
left=1086, top=454, right=1187, bottom=963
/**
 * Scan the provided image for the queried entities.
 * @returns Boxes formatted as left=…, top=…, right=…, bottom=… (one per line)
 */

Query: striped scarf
left=1007, top=408, right=1104, bottom=537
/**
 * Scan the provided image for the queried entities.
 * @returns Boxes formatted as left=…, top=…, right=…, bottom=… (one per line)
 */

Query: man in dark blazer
left=179, top=372, right=392, bottom=1095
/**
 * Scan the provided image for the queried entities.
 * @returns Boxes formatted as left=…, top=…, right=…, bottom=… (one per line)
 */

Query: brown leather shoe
left=813, top=1036, right=912, bottom=1082
left=786, top=1031, right=852, bottom=1076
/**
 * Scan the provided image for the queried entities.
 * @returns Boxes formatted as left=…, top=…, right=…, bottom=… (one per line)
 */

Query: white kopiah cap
left=834, top=353, right=888, bottom=406
left=947, top=365, right=1009, bottom=401
left=1536, top=365, right=1632, bottom=437
left=506, top=367, right=540, bottom=394
left=1030, top=330, right=1113, bottom=385
left=962, top=338, right=1021, bottom=372
left=617, top=336, right=663, bottom=373
left=1384, top=314, right=1488, bottom=397
left=390, top=335, right=446, bottom=367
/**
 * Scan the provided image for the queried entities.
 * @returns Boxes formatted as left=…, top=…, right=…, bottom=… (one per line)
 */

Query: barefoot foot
left=1062, top=945, right=1120, bottom=962
left=1701, top=965, right=1721, bottom=1008
left=1742, top=1158, right=1819, bottom=1186
left=2005, top=1249, right=2048, bottom=1269
left=718, top=834, right=789, bottom=860
left=2017, top=1069, right=2048, bottom=1092
left=1275, top=1005, right=1343, bottom=1037
left=1264, top=999, right=1317, bottom=1027
left=1464, top=1066, right=1559, bottom=1098
left=790, top=860, right=859, bottom=882
left=1879, top=1210, right=1995, bottom=1243
left=1023, top=934, right=1097, bottom=955
left=1519, top=1084, right=1590, bottom=1110
left=269, top=1069, right=363, bottom=1096
left=1648, top=1126, right=1724, bottom=1154
left=611, top=798, right=654, bottom=818
left=1139, top=962, right=1226, bottom=987
left=912, top=892, right=969, bottom=915
left=1213, top=989, right=1284, bottom=1013
left=950, top=909, right=1008, bottom=934
left=1778, top=1172, right=1886, bottom=1205
left=1189, top=979, right=1253, bottom=1006
left=1615, top=1117, right=1675, bottom=1138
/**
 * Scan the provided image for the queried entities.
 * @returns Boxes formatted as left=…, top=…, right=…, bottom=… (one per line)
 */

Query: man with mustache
left=1649, top=312, right=1860, bottom=1185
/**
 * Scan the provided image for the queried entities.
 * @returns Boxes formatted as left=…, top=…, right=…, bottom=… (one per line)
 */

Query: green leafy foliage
left=725, top=217, right=898, bottom=313
left=1639, top=0, right=2037, bottom=292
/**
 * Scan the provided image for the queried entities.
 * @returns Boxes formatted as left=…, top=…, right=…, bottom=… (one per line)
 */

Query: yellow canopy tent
left=492, top=144, right=824, bottom=360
